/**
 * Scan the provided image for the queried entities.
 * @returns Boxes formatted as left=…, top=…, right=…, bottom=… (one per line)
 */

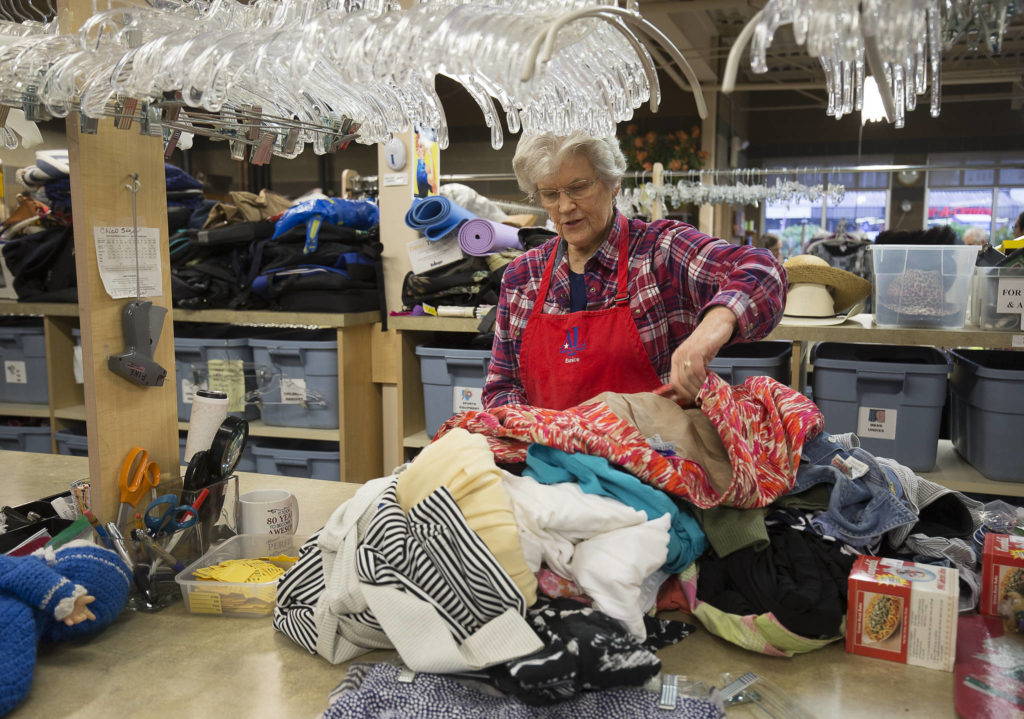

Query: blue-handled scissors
left=143, top=494, right=199, bottom=538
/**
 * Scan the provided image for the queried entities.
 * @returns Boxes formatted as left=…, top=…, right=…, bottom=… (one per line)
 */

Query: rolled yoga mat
left=458, top=218, right=523, bottom=256
left=404, top=196, right=476, bottom=241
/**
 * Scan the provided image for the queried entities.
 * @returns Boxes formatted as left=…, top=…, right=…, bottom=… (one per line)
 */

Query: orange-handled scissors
left=115, top=447, right=161, bottom=527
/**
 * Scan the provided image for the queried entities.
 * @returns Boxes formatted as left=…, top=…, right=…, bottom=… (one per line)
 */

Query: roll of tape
left=184, top=389, right=229, bottom=463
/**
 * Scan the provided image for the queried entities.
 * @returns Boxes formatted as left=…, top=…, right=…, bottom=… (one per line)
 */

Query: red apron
left=520, top=232, right=662, bottom=410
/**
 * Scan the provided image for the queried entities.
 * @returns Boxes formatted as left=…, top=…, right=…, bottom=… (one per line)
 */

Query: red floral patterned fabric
left=535, top=568, right=591, bottom=605
left=436, top=372, right=822, bottom=509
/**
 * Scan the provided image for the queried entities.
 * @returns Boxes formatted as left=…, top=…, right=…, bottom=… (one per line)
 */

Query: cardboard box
left=846, top=555, right=958, bottom=671
left=981, top=533, right=1024, bottom=617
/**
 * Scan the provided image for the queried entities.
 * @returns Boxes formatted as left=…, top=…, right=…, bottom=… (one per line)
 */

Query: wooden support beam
left=62, top=0, right=178, bottom=524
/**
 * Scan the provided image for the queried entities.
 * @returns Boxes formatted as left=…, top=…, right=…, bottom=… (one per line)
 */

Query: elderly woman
left=482, top=132, right=787, bottom=410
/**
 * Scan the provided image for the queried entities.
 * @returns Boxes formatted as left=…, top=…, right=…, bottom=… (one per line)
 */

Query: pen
left=84, top=510, right=112, bottom=549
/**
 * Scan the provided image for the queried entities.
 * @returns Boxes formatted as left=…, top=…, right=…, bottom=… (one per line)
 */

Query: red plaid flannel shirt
left=483, top=212, right=787, bottom=408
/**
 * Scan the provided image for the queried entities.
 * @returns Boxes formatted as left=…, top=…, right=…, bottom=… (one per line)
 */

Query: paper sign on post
left=407, top=235, right=464, bottom=275
left=93, top=226, right=163, bottom=299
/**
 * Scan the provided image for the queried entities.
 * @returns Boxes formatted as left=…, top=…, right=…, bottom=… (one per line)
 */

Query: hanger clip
left=163, top=127, right=182, bottom=158
left=21, top=86, right=46, bottom=123
left=139, top=102, right=162, bottom=137
left=79, top=113, right=99, bottom=135
left=113, top=96, right=138, bottom=130
left=284, top=127, right=299, bottom=154
left=229, top=139, right=246, bottom=161
left=244, top=105, right=263, bottom=142
left=658, top=674, right=678, bottom=709
left=250, top=132, right=275, bottom=166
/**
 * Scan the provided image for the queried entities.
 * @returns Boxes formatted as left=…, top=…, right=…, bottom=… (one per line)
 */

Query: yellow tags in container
left=193, top=558, right=287, bottom=583
left=188, top=591, right=224, bottom=615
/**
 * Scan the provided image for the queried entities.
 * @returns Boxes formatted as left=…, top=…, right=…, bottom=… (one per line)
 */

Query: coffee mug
left=238, top=489, right=299, bottom=535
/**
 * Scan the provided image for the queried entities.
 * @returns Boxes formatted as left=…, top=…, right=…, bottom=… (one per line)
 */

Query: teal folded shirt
left=524, top=444, right=708, bottom=573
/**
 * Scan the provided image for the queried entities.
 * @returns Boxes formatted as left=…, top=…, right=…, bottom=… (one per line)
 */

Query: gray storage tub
left=709, top=341, right=792, bottom=386
left=0, top=425, right=51, bottom=453
left=249, top=331, right=339, bottom=429
left=175, top=330, right=259, bottom=422
left=416, top=345, right=491, bottom=438
left=55, top=424, right=89, bottom=456
left=811, top=343, right=950, bottom=471
left=949, top=349, right=1024, bottom=482
left=252, top=439, right=340, bottom=482
left=0, top=321, right=48, bottom=404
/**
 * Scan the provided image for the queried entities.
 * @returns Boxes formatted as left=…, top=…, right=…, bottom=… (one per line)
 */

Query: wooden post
left=698, top=88, right=717, bottom=235
left=62, top=0, right=178, bottom=523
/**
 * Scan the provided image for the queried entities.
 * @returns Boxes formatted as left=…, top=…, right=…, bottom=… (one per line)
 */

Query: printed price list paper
left=93, top=226, right=163, bottom=299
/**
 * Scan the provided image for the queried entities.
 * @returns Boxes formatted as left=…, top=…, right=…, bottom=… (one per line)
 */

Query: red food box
left=846, top=555, right=958, bottom=671
left=981, top=533, right=1024, bottom=618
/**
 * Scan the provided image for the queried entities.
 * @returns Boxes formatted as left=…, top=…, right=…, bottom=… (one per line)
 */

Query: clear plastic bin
left=871, top=245, right=979, bottom=329
left=175, top=533, right=306, bottom=617
left=968, top=265, right=1024, bottom=331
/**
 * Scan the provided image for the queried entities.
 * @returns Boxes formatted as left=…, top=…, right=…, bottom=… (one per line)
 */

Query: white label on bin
left=857, top=407, right=897, bottom=440
left=996, top=279, right=1024, bottom=313
left=182, top=378, right=204, bottom=404
left=4, top=360, right=26, bottom=384
left=1014, top=335, right=1024, bottom=348
left=453, top=385, right=483, bottom=414
left=281, top=377, right=306, bottom=404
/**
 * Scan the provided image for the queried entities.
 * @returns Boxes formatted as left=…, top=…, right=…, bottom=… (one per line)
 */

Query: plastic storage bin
left=175, top=330, right=259, bottom=422
left=871, top=245, right=978, bottom=329
left=0, top=425, right=51, bottom=453
left=249, top=331, right=339, bottom=429
left=175, top=533, right=306, bottom=617
left=969, top=265, right=1024, bottom=331
left=55, top=424, right=89, bottom=456
left=0, top=321, right=48, bottom=403
left=252, top=439, right=340, bottom=482
left=416, top=345, right=491, bottom=438
left=708, top=341, right=792, bottom=386
left=811, top=343, right=951, bottom=471
left=949, top=349, right=1024, bottom=482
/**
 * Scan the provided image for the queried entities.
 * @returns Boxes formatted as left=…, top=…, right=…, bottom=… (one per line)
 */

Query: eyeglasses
left=535, top=178, right=600, bottom=207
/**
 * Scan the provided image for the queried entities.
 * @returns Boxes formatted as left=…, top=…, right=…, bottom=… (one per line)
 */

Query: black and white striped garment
left=356, top=483, right=527, bottom=643
left=273, top=528, right=326, bottom=653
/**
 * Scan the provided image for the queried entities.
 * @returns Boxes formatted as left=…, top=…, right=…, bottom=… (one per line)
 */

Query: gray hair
left=512, top=132, right=627, bottom=198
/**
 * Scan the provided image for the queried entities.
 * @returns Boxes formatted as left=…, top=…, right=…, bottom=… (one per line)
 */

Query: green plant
left=618, top=124, right=706, bottom=173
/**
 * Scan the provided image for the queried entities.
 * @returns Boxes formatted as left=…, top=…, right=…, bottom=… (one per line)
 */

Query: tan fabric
left=395, top=428, right=537, bottom=605
left=589, top=391, right=734, bottom=496
left=202, top=189, right=292, bottom=229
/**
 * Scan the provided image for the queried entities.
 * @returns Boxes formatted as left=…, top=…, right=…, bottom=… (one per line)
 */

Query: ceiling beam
left=715, top=69, right=1024, bottom=91
left=642, top=7, right=719, bottom=82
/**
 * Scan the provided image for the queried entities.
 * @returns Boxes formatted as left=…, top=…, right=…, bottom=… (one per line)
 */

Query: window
left=926, top=153, right=1024, bottom=243
left=762, top=156, right=891, bottom=258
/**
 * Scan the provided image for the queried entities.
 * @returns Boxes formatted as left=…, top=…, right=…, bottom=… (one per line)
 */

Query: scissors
left=143, top=493, right=200, bottom=538
left=116, top=447, right=161, bottom=527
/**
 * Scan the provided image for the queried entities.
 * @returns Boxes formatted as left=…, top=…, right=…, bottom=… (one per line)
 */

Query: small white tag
left=281, top=377, right=307, bottom=404
left=73, top=344, right=83, bottom=384
left=1014, top=335, right=1024, bottom=348
left=182, top=378, right=202, bottom=404
left=382, top=172, right=409, bottom=187
left=857, top=406, right=897, bottom=440
left=52, top=496, right=77, bottom=520
left=396, top=667, right=416, bottom=683
left=4, top=360, right=26, bottom=384
left=831, top=454, right=869, bottom=479
left=406, top=235, right=464, bottom=275
left=453, top=385, right=483, bottom=415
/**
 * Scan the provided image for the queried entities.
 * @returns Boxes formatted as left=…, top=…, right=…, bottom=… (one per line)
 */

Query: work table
left=4, top=451, right=957, bottom=719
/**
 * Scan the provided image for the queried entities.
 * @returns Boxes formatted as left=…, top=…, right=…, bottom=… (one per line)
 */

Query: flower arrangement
left=619, top=124, right=707, bottom=173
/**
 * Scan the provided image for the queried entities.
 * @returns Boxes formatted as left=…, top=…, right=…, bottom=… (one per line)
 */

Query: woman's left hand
left=669, top=306, right=738, bottom=405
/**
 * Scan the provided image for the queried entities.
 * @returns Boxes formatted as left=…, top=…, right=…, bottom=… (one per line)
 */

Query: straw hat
left=783, top=254, right=872, bottom=312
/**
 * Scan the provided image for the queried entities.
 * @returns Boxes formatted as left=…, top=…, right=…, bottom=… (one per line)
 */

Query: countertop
left=2, top=451, right=957, bottom=719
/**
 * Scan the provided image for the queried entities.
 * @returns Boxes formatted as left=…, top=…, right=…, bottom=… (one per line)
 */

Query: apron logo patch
left=560, top=326, right=586, bottom=362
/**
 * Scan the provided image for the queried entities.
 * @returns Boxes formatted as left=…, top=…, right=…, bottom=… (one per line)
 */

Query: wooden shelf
left=174, top=308, right=380, bottom=328
left=404, top=430, right=432, bottom=448
left=53, top=405, right=87, bottom=421
left=176, top=418, right=340, bottom=442
left=0, top=302, right=382, bottom=329
left=0, top=402, right=51, bottom=418
left=767, top=313, right=1022, bottom=348
left=387, top=315, right=480, bottom=333
left=922, top=440, right=1024, bottom=497
left=0, top=301, right=79, bottom=317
